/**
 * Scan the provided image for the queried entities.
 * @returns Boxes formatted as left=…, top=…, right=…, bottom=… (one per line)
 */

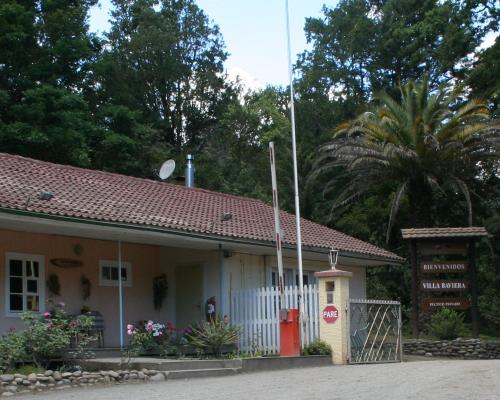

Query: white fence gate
left=230, top=284, right=319, bottom=354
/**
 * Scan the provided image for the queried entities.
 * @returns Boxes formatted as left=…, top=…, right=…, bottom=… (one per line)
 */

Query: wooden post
left=468, top=239, right=479, bottom=337
left=410, top=240, right=419, bottom=339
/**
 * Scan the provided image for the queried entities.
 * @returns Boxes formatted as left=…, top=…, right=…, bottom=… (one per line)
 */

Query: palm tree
left=317, top=78, right=499, bottom=240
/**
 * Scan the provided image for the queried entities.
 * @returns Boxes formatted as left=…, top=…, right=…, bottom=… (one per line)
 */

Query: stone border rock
left=0, top=368, right=166, bottom=397
left=404, top=338, right=500, bottom=359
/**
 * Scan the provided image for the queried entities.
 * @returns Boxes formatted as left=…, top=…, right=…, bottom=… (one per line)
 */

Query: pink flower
left=43, top=312, right=52, bottom=319
left=127, top=324, right=134, bottom=330
left=145, top=320, right=154, bottom=332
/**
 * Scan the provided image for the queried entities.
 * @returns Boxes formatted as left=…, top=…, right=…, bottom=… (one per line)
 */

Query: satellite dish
left=159, top=159, right=176, bottom=180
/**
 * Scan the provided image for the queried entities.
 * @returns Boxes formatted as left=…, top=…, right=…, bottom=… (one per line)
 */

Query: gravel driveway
left=16, top=359, right=500, bottom=400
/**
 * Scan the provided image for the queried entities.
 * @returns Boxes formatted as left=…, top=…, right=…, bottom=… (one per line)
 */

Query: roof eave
left=0, top=207, right=404, bottom=265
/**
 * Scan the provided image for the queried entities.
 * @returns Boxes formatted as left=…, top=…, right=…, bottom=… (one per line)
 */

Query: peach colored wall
left=0, top=228, right=368, bottom=347
left=0, top=229, right=162, bottom=347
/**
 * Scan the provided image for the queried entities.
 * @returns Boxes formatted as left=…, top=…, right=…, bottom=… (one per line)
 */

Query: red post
left=280, top=308, right=300, bottom=356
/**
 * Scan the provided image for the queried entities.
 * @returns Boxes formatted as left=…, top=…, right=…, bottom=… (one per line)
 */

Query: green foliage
left=317, top=79, right=499, bottom=234
left=197, top=87, right=293, bottom=207
left=469, top=36, right=500, bottom=112
left=0, top=331, right=26, bottom=373
left=21, top=303, right=95, bottom=368
left=298, top=0, right=495, bottom=98
left=101, top=0, right=228, bottom=150
left=302, top=340, right=332, bottom=356
left=187, top=317, right=239, bottom=357
left=429, top=308, right=465, bottom=340
left=10, top=365, right=45, bottom=376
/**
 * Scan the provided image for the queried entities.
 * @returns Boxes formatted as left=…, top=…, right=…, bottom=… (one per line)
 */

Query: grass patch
left=11, top=365, right=45, bottom=375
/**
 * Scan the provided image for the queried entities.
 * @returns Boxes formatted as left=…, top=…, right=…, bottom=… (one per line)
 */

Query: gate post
left=314, top=269, right=352, bottom=364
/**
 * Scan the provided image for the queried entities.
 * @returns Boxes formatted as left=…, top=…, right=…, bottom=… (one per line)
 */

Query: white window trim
left=4, top=252, right=45, bottom=318
left=269, top=267, right=316, bottom=287
left=98, top=260, right=132, bottom=287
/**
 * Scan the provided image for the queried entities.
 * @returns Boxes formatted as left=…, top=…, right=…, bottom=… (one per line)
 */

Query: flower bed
left=126, top=317, right=239, bottom=358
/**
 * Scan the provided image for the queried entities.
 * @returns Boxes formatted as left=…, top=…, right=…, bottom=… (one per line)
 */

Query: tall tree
left=0, top=0, right=101, bottom=166
left=298, top=0, right=496, bottom=102
left=468, top=37, right=500, bottom=113
left=99, top=0, right=228, bottom=150
left=316, top=79, right=499, bottom=237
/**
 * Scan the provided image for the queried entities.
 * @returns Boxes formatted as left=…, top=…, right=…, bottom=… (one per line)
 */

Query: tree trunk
left=408, top=178, right=433, bottom=228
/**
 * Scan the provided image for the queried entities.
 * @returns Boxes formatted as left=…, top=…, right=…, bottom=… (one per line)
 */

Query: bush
left=0, top=331, right=26, bottom=373
left=21, top=302, right=95, bottom=368
left=302, top=340, right=332, bottom=356
left=187, top=317, right=239, bottom=357
left=429, top=308, right=465, bottom=340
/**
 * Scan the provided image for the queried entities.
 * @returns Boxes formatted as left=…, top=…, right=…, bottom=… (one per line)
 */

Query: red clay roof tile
left=0, top=153, right=402, bottom=262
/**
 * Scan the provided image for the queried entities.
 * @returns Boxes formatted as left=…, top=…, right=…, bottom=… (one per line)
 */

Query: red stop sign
left=322, top=305, right=339, bottom=324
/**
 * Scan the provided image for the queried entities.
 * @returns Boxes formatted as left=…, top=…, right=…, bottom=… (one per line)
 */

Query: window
left=5, top=253, right=45, bottom=316
left=99, top=260, right=132, bottom=287
left=271, top=268, right=316, bottom=287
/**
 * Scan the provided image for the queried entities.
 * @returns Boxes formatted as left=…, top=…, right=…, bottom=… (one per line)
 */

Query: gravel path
left=16, top=359, right=500, bottom=400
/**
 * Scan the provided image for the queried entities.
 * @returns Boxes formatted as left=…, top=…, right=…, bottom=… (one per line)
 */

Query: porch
left=0, top=213, right=368, bottom=348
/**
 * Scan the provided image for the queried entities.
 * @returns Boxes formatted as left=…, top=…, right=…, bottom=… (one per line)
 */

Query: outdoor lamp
left=329, top=249, right=339, bottom=270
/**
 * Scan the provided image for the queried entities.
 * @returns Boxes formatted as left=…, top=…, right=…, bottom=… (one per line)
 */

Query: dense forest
left=0, top=0, right=499, bottom=333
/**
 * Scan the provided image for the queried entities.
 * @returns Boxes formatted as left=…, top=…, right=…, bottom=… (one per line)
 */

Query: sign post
left=402, top=227, right=488, bottom=339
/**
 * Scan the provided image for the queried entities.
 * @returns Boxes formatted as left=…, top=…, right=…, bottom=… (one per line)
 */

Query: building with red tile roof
left=0, top=152, right=402, bottom=347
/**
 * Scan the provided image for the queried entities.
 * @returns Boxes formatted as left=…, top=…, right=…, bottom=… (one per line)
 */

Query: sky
left=89, top=0, right=340, bottom=89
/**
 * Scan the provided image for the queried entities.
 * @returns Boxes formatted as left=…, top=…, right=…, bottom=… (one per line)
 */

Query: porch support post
left=218, top=244, right=225, bottom=317
left=314, top=269, right=352, bottom=364
left=118, top=240, right=124, bottom=349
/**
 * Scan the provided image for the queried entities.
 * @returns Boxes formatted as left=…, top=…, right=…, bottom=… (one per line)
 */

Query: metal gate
left=349, top=299, right=402, bottom=364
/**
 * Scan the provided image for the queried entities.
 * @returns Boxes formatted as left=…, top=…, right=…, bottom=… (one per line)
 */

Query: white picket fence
left=230, top=284, right=319, bottom=354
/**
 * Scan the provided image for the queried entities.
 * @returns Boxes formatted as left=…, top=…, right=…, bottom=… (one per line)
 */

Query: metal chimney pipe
left=185, top=154, right=195, bottom=188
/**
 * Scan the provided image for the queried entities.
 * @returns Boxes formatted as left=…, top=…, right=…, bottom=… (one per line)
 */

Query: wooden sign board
left=421, top=298, right=470, bottom=311
left=421, top=280, right=468, bottom=292
left=420, top=261, right=469, bottom=273
left=419, top=242, right=468, bottom=256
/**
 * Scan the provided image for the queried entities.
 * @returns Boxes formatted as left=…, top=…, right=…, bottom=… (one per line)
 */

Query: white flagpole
left=284, top=0, right=306, bottom=346
left=269, top=142, right=286, bottom=312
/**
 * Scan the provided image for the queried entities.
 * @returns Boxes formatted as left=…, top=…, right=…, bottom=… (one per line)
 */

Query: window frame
left=270, top=267, right=316, bottom=288
left=4, top=252, right=45, bottom=318
left=98, top=260, right=132, bottom=287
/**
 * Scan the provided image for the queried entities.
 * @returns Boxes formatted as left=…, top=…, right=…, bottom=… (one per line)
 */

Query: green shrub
left=11, top=365, right=44, bottom=376
left=21, top=303, right=95, bottom=368
left=0, top=331, right=26, bottom=373
left=429, top=308, right=465, bottom=340
left=187, top=317, right=239, bottom=357
left=302, top=340, right=332, bottom=356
